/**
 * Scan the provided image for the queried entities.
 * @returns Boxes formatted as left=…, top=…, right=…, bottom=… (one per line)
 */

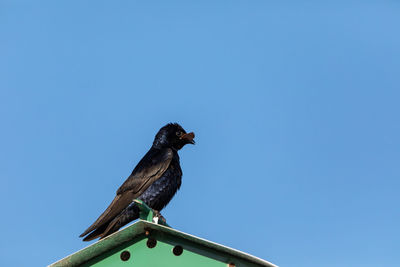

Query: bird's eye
left=176, top=131, right=182, bottom=137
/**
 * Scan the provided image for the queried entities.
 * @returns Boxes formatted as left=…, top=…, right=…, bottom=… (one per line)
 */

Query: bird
left=79, top=123, right=195, bottom=241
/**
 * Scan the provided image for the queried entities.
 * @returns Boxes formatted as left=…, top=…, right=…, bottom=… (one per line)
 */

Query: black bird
left=80, top=123, right=195, bottom=241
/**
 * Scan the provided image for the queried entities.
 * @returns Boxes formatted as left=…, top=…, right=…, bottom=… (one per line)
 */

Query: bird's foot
left=152, top=210, right=167, bottom=224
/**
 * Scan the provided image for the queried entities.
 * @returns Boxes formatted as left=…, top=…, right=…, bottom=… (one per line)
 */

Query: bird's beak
left=180, top=132, right=195, bottom=144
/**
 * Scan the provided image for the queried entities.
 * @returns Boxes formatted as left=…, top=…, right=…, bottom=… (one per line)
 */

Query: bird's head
left=153, top=123, right=195, bottom=150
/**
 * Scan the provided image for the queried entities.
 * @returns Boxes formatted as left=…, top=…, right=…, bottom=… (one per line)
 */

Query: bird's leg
left=152, top=210, right=167, bottom=224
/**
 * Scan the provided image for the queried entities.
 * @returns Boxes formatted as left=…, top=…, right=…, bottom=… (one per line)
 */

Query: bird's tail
left=80, top=203, right=141, bottom=241
left=82, top=223, right=110, bottom=241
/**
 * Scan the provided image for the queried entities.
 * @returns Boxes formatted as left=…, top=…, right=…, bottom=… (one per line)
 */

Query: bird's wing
left=80, top=148, right=173, bottom=238
left=116, top=147, right=173, bottom=195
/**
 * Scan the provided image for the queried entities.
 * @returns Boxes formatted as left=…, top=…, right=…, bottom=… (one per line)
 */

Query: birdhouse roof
left=49, top=220, right=277, bottom=267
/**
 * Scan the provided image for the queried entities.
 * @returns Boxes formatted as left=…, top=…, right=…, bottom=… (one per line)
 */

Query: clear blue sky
left=1, top=1, right=399, bottom=266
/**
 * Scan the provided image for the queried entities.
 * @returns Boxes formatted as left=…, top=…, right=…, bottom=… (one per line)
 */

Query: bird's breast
left=138, top=159, right=182, bottom=211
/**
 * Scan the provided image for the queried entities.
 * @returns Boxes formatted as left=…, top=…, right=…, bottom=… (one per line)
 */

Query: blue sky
left=1, top=1, right=399, bottom=266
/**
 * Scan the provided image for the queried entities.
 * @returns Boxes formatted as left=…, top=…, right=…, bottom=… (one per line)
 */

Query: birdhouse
left=50, top=201, right=277, bottom=267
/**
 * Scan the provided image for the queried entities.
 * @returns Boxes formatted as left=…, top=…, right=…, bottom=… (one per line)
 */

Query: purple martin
left=79, top=123, right=195, bottom=241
